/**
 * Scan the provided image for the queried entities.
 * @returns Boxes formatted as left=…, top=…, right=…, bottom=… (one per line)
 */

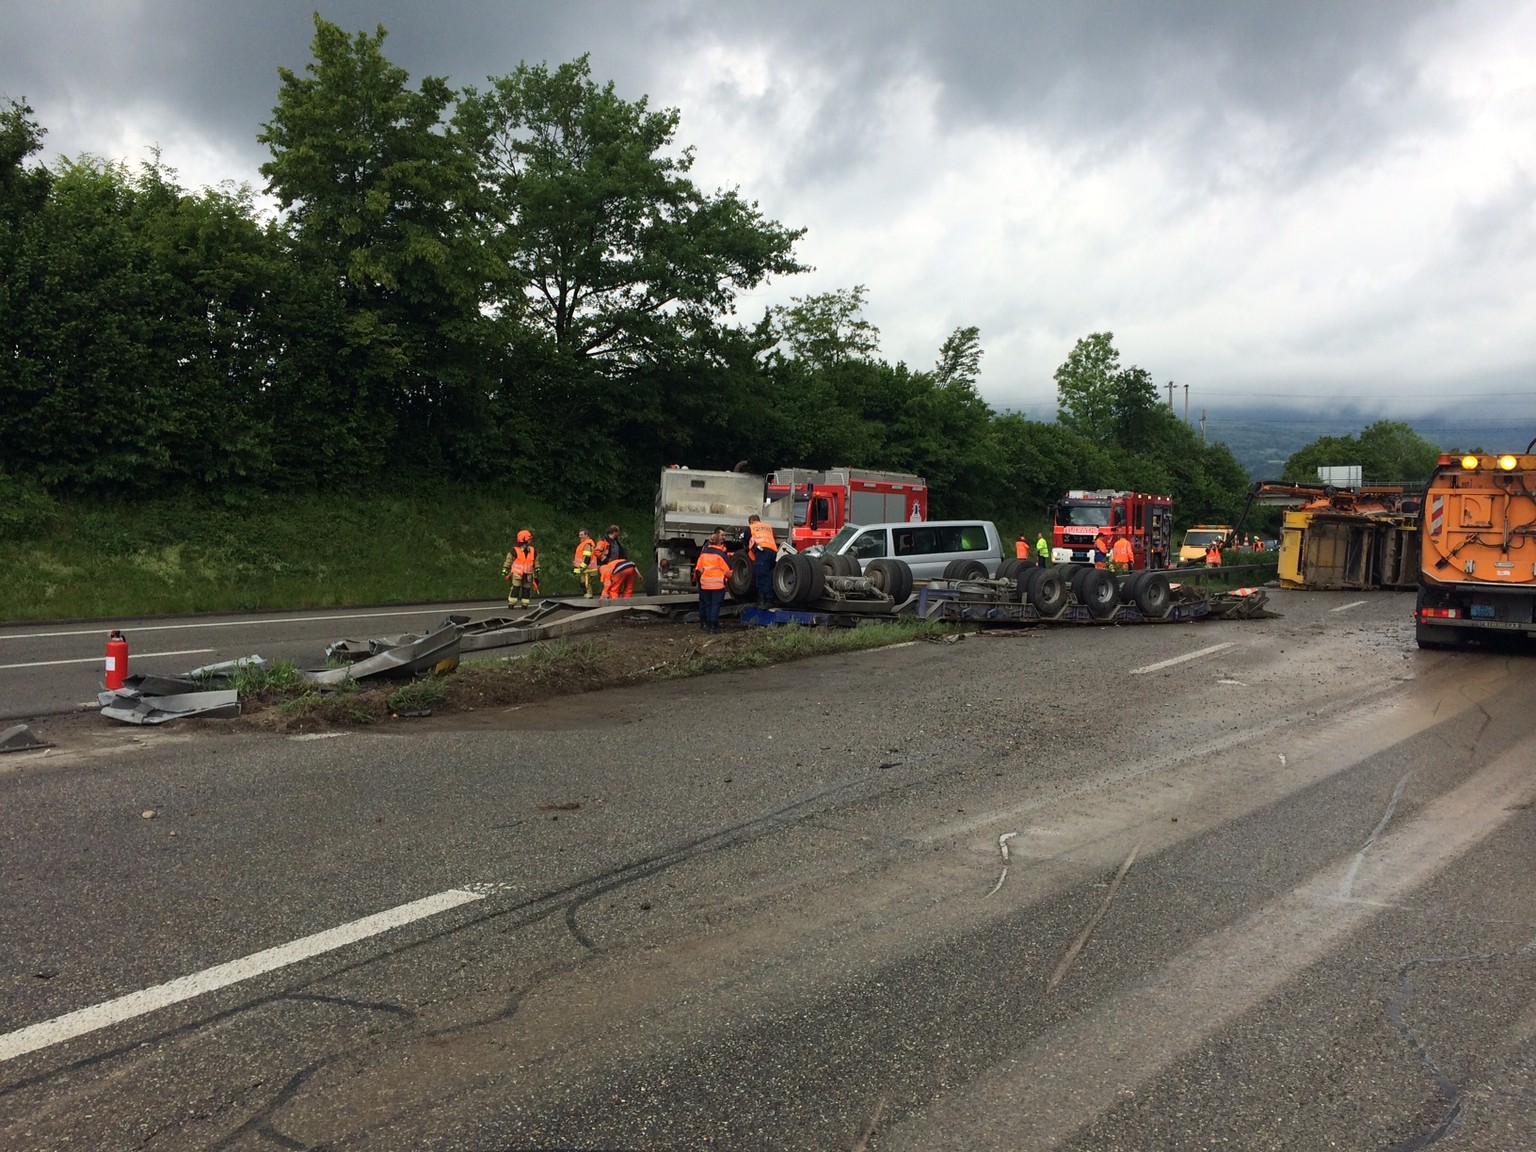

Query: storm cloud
left=4, top=1, right=1533, bottom=436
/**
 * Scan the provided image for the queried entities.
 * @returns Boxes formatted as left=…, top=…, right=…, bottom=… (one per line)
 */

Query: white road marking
left=1330, top=600, right=1369, bottom=613
left=1129, top=642, right=1235, bottom=675
left=0, top=648, right=216, bottom=671
left=851, top=641, right=917, bottom=654
left=0, top=887, right=487, bottom=1063
left=0, top=606, right=495, bottom=643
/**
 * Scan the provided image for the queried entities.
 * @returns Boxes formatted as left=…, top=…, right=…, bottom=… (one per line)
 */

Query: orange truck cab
left=1415, top=449, right=1536, bottom=649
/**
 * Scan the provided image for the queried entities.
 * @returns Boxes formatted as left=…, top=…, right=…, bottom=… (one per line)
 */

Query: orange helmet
left=516, top=529, right=532, bottom=544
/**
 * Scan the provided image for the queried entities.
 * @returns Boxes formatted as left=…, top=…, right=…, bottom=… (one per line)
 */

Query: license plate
left=1470, top=604, right=1496, bottom=618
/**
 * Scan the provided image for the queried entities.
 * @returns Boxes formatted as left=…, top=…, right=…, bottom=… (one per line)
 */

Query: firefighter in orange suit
left=601, top=556, right=638, bottom=599
left=503, top=529, right=539, bottom=608
left=745, top=513, right=778, bottom=608
left=1109, top=534, right=1134, bottom=574
left=693, top=528, right=733, bottom=633
left=1015, top=535, right=1030, bottom=560
left=572, top=529, right=600, bottom=599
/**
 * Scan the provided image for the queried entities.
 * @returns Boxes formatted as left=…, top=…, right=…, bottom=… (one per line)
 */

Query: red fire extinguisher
left=105, top=629, right=129, bottom=690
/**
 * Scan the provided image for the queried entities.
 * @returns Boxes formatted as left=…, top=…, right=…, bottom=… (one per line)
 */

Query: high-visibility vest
left=1111, top=537, right=1134, bottom=565
left=1206, top=545, right=1222, bottom=567
left=1015, top=539, right=1029, bottom=559
left=1036, top=536, right=1049, bottom=560
left=695, top=544, right=732, bottom=591
left=573, top=539, right=596, bottom=572
left=510, top=544, right=536, bottom=576
left=749, top=521, right=777, bottom=556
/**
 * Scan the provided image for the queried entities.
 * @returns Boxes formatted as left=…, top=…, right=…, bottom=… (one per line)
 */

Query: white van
left=817, top=520, right=1005, bottom=580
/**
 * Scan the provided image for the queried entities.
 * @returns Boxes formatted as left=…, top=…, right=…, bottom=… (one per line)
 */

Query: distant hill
left=1197, top=404, right=1536, bottom=480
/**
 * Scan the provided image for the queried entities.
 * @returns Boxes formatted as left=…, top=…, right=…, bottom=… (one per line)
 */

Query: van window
left=848, top=530, right=887, bottom=560
left=892, top=525, right=988, bottom=556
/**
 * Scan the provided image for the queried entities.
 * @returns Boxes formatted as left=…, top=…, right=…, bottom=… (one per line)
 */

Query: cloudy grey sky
left=4, top=1, right=1534, bottom=435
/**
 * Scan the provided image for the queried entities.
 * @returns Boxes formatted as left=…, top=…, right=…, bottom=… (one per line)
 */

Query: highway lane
left=2, top=589, right=1534, bottom=1149
left=0, top=600, right=515, bottom=720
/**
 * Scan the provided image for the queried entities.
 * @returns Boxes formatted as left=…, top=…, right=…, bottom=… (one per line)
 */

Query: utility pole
left=1166, top=380, right=1174, bottom=408
left=1200, top=408, right=1208, bottom=445
left=1183, top=383, right=1190, bottom=425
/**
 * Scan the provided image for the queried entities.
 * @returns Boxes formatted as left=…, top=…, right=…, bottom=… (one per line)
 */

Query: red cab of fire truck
left=764, top=467, right=928, bottom=550
left=1415, top=448, right=1536, bottom=649
left=1049, top=489, right=1173, bottom=570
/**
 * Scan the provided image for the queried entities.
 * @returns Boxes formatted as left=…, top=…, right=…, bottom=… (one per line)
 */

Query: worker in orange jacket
left=1015, top=535, right=1030, bottom=560
left=503, top=529, right=539, bottom=608
left=572, top=529, right=600, bottom=599
left=1109, top=534, right=1135, bottom=574
left=745, top=513, right=778, bottom=608
left=693, top=528, right=733, bottom=633
left=1206, top=542, right=1223, bottom=568
left=601, top=556, right=637, bottom=599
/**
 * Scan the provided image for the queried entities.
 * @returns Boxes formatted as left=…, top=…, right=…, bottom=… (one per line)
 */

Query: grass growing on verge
left=241, top=617, right=959, bottom=730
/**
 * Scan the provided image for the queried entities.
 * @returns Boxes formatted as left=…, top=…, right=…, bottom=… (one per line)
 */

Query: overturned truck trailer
left=1240, top=483, right=1418, bottom=591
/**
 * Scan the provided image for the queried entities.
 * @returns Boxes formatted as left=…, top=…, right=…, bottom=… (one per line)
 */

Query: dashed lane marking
left=0, top=648, right=216, bottom=671
left=1330, top=600, right=1369, bottom=613
left=0, top=887, right=487, bottom=1063
left=1128, top=642, right=1234, bottom=675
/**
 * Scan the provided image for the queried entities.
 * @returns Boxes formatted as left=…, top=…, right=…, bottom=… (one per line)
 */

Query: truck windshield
left=1183, top=530, right=1226, bottom=548
left=793, top=497, right=809, bottom=526
left=1057, top=504, right=1111, bottom=527
left=825, top=524, right=862, bottom=553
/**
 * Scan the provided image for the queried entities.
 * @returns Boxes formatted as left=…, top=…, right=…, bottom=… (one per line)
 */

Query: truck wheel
left=1133, top=572, right=1172, bottom=618
left=942, top=559, right=965, bottom=580
left=865, top=558, right=912, bottom=603
left=644, top=564, right=659, bottom=597
left=998, top=558, right=1022, bottom=581
left=774, top=553, right=824, bottom=607
left=957, top=559, right=989, bottom=580
left=837, top=553, right=861, bottom=577
left=1028, top=569, right=1068, bottom=617
left=1016, top=566, right=1043, bottom=604
left=727, top=552, right=755, bottom=600
left=1078, top=569, right=1121, bottom=618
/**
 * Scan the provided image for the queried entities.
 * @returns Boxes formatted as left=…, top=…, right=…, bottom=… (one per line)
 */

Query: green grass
left=0, top=482, right=649, bottom=622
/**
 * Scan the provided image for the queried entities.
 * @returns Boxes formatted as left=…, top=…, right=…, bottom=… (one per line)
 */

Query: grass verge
left=240, top=617, right=956, bottom=732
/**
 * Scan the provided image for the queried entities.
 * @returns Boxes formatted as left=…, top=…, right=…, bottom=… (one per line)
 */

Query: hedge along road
left=0, top=599, right=516, bottom=720
left=4, top=588, right=1535, bottom=1150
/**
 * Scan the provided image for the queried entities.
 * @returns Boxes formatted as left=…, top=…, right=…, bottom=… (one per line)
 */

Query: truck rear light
left=1419, top=607, right=1460, bottom=619
left=1499, top=454, right=1519, bottom=471
left=1461, top=455, right=1480, bottom=470
left=659, top=558, right=670, bottom=569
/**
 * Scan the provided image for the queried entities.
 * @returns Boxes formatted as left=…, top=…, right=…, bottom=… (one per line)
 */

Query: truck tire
left=773, top=553, right=824, bottom=607
left=1133, top=571, right=1172, bottom=618
left=837, top=553, right=861, bottom=577
left=1077, top=568, right=1121, bottom=618
left=1028, top=569, right=1068, bottom=617
left=865, top=558, right=912, bottom=603
left=942, top=559, right=965, bottom=580
left=727, top=552, right=755, bottom=600
left=957, top=559, right=989, bottom=580
left=997, top=558, right=1022, bottom=581
left=1016, top=566, right=1043, bottom=604
left=644, top=564, right=660, bottom=597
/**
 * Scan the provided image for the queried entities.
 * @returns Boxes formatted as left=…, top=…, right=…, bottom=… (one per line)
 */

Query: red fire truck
left=1049, top=489, right=1173, bottom=570
left=765, top=467, right=929, bottom=550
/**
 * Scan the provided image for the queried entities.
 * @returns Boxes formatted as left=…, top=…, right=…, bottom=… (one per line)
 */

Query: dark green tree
left=1053, top=331, right=1121, bottom=445
left=259, top=16, right=494, bottom=469
left=1281, top=420, right=1440, bottom=485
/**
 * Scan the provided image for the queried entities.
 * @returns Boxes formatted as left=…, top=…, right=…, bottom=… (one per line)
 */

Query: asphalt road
left=2, top=589, right=1534, bottom=1151
left=0, top=600, right=517, bottom=720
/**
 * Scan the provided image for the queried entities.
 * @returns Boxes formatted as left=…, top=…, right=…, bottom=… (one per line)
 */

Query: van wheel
left=727, top=552, right=755, bottom=600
